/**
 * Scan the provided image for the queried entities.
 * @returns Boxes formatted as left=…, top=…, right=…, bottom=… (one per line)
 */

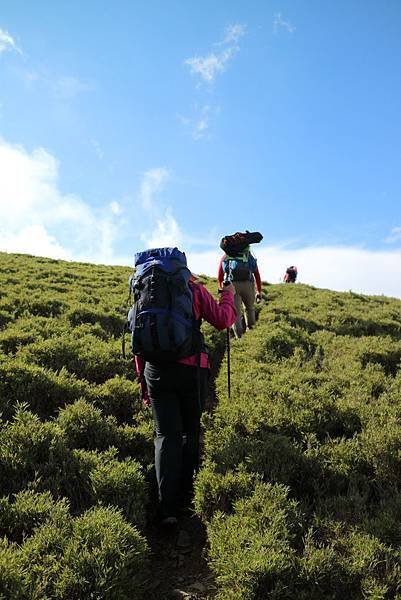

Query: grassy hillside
left=0, top=251, right=225, bottom=599
left=195, top=283, right=401, bottom=599
left=2, top=251, right=401, bottom=599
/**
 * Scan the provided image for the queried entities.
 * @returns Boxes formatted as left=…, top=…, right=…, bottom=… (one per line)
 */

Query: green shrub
left=0, top=309, right=13, bottom=330
left=59, top=506, right=149, bottom=599
left=116, top=421, right=154, bottom=465
left=0, top=490, right=70, bottom=543
left=296, top=522, right=401, bottom=598
left=0, top=358, right=91, bottom=420
left=93, top=375, right=141, bottom=422
left=24, top=297, right=67, bottom=318
left=257, top=322, right=315, bottom=362
left=90, top=456, right=147, bottom=528
left=0, top=538, right=27, bottom=599
left=66, top=305, right=124, bottom=337
left=296, top=527, right=353, bottom=599
left=208, top=483, right=299, bottom=600
left=56, top=399, right=120, bottom=451
left=19, top=506, right=149, bottom=599
left=0, top=316, right=69, bottom=354
left=18, top=517, right=73, bottom=598
left=0, top=329, right=37, bottom=354
left=0, top=406, right=63, bottom=495
left=17, top=336, right=127, bottom=384
left=194, top=465, right=258, bottom=521
left=204, top=424, right=318, bottom=496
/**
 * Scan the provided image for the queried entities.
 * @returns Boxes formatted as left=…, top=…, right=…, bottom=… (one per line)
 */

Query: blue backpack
left=127, top=247, right=198, bottom=362
left=222, top=249, right=257, bottom=282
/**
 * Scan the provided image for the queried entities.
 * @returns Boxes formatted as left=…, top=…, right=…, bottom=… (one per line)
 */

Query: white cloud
left=0, top=224, right=70, bottom=259
left=141, top=210, right=183, bottom=249
left=193, top=105, right=211, bottom=140
left=0, top=28, right=21, bottom=55
left=185, top=48, right=236, bottom=83
left=185, top=23, right=246, bottom=83
left=385, top=227, right=401, bottom=244
left=139, top=167, right=170, bottom=211
left=137, top=167, right=183, bottom=249
left=221, top=24, right=246, bottom=45
left=91, top=139, right=104, bottom=160
left=273, top=13, right=296, bottom=34
left=53, top=76, right=93, bottom=99
left=187, top=245, right=401, bottom=299
left=0, top=136, right=122, bottom=263
left=110, top=201, right=122, bottom=215
left=179, top=104, right=221, bottom=141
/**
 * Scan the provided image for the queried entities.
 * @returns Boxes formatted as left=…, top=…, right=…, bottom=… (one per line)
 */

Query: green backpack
left=222, top=249, right=257, bottom=282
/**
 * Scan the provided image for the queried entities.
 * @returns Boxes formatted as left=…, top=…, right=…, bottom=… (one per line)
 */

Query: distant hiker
left=284, top=266, right=298, bottom=283
left=128, top=247, right=236, bottom=525
left=218, top=239, right=262, bottom=338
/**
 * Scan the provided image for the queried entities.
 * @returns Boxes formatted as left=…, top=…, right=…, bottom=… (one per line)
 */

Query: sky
left=1, top=1, right=401, bottom=297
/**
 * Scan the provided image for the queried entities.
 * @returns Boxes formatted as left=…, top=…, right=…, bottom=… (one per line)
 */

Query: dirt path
left=145, top=513, right=216, bottom=599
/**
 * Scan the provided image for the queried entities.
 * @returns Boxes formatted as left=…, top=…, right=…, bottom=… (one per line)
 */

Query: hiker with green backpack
left=127, top=247, right=236, bottom=525
left=218, top=231, right=263, bottom=338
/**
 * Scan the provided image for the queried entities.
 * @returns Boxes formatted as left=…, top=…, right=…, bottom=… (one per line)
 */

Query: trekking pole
left=226, top=326, right=231, bottom=399
left=225, top=269, right=233, bottom=400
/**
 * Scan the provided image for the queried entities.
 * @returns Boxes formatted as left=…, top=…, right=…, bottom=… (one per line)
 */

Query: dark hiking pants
left=144, top=362, right=208, bottom=518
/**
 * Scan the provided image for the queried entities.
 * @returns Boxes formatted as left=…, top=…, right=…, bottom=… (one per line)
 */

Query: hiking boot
left=161, top=516, right=178, bottom=526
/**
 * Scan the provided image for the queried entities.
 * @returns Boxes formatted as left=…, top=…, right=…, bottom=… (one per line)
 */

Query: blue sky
left=1, top=1, right=401, bottom=296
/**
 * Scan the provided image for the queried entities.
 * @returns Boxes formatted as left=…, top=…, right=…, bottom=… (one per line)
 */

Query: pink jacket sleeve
left=192, top=282, right=236, bottom=330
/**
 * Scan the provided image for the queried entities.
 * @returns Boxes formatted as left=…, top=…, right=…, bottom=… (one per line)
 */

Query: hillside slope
left=2, top=252, right=401, bottom=599
left=196, top=283, right=401, bottom=598
left=0, top=251, right=225, bottom=599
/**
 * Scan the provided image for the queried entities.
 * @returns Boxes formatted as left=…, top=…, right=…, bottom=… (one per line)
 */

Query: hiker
left=129, top=247, right=236, bottom=525
left=217, top=245, right=262, bottom=338
left=284, top=265, right=298, bottom=283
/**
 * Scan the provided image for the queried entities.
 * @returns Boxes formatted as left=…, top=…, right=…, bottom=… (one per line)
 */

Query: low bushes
left=208, top=483, right=300, bottom=599
left=0, top=407, right=148, bottom=526
left=197, top=283, right=401, bottom=598
left=0, top=490, right=70, bottom=543
left=0, top=538, right=27, bottom=599
left=56, top=399, right=121, bottom=451
left=17, top=336, right=128, bottom=384
left=0, top=358, right=91, bottom=420
left=0, top=254, right=152, bottom=597
left=55, top=398, right=153, bottom=464
left=16, top=505, right=149, bottom=599
left=66, top=304, right=124, bottom=337
left=92, top=375, right=141, bottom=422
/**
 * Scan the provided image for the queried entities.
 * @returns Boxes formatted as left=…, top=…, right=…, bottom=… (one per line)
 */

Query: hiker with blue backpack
left=218, top=231, right=263, bottom=338
left=127, top=247, right=236, bottom=525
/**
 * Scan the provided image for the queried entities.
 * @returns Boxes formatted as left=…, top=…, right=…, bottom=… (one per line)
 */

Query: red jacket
left=134, top=280, right=236, bottom=402
left=217, top=256, right=262, bottom=293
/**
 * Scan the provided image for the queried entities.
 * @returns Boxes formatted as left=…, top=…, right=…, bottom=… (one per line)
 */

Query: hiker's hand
left=142, top=390, right=151, bottom=408
left=222, top=282, right=235, bottom=295
left=255, top=293, right=261, bottom=304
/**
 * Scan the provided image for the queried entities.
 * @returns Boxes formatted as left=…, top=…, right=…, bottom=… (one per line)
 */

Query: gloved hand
left=223, top=282, right=235, bottom=295
left=255, top=293, right=261, bottom=304
left=142, top=390, right=151, bottom=408
left=138, top=372, right=150, bottom=407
